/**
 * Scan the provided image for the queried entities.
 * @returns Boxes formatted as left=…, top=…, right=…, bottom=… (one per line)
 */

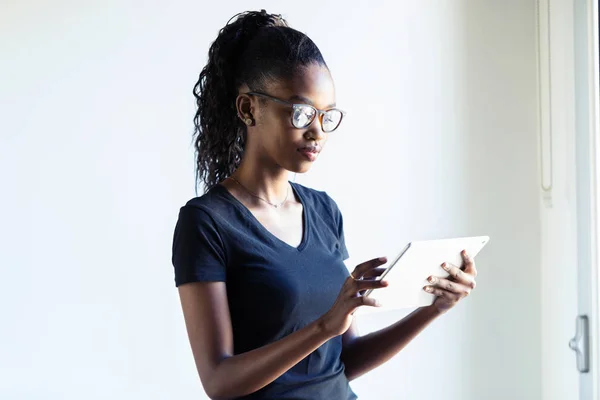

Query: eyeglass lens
left=292, top=105, right=342, bottom=132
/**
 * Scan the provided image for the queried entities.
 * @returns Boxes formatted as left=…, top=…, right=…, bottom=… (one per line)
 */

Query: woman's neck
left=228, top=163, right=292, bottom=205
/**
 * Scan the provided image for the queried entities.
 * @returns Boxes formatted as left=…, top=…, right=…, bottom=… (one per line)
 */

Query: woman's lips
left=298, top=149, right=318, bottom=161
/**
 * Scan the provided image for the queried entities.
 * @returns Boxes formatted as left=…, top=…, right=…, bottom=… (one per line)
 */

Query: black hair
left=192, top=10, right=328, bottom=194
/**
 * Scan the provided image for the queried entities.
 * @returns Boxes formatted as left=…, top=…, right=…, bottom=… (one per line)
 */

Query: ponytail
left=192, top=10, right=326, bottom=193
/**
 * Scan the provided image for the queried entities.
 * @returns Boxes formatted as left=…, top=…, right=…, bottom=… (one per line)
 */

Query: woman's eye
left=293, top=107, right=315, bottom=127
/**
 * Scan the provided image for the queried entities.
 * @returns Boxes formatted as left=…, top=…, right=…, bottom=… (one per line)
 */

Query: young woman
left=172, top=10, right=478, bottom=400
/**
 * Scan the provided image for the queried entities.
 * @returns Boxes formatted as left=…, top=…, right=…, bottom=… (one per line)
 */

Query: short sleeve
left=324, top=193, right=350, bottom=261
left=171, top=205, right=227, bottom=286
left=336, top=208, right=350, bottom=260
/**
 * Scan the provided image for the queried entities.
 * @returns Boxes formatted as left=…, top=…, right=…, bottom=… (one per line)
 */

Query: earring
left=241, top=114, right=253, bottom=126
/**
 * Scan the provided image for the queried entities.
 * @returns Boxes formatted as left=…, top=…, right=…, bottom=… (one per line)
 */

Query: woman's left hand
left=423, top=249, right=478, bottom=314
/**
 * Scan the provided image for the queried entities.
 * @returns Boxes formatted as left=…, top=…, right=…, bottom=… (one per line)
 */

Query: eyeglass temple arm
left=247, top=91, right=346, bottom=117
left=245, top=92, right=292, bottom=107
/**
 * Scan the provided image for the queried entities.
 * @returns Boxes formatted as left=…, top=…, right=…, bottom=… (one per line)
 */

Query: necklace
left=227, top=176, right=290, bottom=209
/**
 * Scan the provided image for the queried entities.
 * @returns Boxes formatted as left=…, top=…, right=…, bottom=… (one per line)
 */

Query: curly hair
left=192, top=10, right=328, bottom=194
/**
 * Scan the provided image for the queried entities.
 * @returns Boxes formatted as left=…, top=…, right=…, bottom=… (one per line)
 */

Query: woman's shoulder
left=177, top=184, right=234, bottom=222
left=291, top=181, right=341, bottom=216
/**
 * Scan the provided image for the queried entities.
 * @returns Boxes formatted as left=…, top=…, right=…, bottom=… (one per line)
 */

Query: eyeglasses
left=244, top=91, right=346, bottom=133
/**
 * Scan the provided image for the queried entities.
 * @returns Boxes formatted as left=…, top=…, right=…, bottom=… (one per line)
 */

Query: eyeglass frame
left=243, top=91, right=347, bottom=133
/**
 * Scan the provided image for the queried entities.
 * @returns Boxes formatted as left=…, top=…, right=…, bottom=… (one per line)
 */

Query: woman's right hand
left=319, top=257, right=390, bottom=337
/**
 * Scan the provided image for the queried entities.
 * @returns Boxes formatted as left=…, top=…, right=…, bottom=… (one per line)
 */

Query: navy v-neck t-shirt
left=171, top=181, right=358, bottom=399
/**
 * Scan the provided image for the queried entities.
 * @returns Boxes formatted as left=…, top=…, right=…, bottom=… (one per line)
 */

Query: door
left=573, top=0, right=600, bottom=398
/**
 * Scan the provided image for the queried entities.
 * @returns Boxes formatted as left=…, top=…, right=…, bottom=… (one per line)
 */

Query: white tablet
left=355, top=235, right=490, bottom=314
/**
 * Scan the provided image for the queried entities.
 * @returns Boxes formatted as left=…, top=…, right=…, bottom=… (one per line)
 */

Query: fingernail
left=428, top=276, right=437, bottom=283
left=424, top=286, right=433, bottom=293
left=442, top=263, right=449, bottom=270
left=379, top=256, right=387, bottom=262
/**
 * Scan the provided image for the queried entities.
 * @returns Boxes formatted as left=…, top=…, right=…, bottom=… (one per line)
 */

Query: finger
left=424, top=285, right=460, bottom=300
left=461, top=250, right=478, bottom=277
left=427, top=277, right=471, bottom=295
left=354, top=278, right=389, bottom=293
left=352, top=257, right=388, bottom=280
left=442, top=262, right=475, bottom=286
left=362, top=267, right=387, bottom=280
left=356, top=267, right=389, bottom=295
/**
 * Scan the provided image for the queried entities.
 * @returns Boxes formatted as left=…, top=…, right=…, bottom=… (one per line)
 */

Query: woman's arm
left=179, top=260, right=387, bottom=400
left=341, top=251, right=478, bottom=381
left=178, top=281, right=331, bottom=400
left=340, top=305, right=442, bottom=381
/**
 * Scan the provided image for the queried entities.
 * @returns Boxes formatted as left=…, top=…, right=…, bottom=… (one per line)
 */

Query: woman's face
left=238, top=63, right=337, bottom=174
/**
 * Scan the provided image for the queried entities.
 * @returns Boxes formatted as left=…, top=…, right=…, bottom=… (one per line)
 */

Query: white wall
left=0, top=1, right=542, bottom=399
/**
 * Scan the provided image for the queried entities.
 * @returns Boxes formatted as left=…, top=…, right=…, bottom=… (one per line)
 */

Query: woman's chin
left=280, top=151, right=319, bottom=174
left=286, top=162, right=313, bottom=175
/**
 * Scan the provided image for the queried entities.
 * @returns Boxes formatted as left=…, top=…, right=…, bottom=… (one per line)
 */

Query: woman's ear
left=236, top=93, right=254, bottom=125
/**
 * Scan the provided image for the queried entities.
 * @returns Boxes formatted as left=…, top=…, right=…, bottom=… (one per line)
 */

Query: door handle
left=569, top=315, right=590, bottom=373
